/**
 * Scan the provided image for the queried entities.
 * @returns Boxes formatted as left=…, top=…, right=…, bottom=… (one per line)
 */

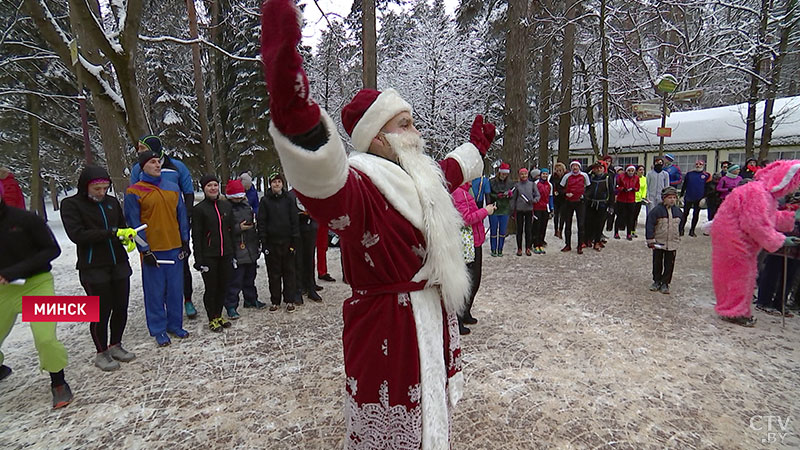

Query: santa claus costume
left=261, top=1, right=496, bottom=448
left=711, top=160, right=800, bottom=326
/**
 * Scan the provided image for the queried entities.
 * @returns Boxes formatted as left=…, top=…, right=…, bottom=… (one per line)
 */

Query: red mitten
left=470, top=115, right=496, bottom=156
left=261, top=0, right=320, bottom=136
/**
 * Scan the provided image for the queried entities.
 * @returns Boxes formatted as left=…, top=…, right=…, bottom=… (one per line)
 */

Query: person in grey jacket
left=510, top=168, right=540, bottom=256
left=224, top=180, right=266, bottom=318
left=645, top=157, right=670, bottom=215
left=646, top=186, right=683, bottom=294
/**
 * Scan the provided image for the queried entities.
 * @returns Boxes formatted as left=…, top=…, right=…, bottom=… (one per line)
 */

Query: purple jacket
left=716, top=175, right=742, bottom=200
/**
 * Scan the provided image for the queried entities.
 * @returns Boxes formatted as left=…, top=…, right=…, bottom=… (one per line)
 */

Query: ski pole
left=156, top=260, right=176, bottom=265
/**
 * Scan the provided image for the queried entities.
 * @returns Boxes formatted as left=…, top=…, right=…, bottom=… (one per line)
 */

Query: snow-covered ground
left=1, top=205, right=799, bottom=449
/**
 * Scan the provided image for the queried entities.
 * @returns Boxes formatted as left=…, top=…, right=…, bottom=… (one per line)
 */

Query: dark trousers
left=183, top=259, right=193, bottom=301
left=561, top=200, right=585, bottom=247
left=615, top=202, right=636, bottom=236
left=553, top=197, right=565, bottom=234
left=680, top=200, right=701, bottom=234
left=266, top=242, right=297, bottom=305
left=296, top=219, right=318, bottom=293
left=533, top=210, right=549, bottom=246
left=708, top=201, right=719, bottom=221
left=633, top=202, right=643, bottom=232
left=757, top=254, right=799, bottom=310
left=82, top=275, right=130, bottom=353
left=652, top=249, right=676, bottom=285
left=515, top=211, right=533, bottom=250
left=605, top=208, right=615, bottom=231
left=225, top=263, right=258, bottom=308
left=585, top=205, right=606, bottom=244
left=201, top=256, right=233, bottom=321
left=460, top=247, right=483, bottom=321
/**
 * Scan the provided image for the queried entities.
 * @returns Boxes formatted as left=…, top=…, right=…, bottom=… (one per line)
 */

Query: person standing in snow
left=0, top=180, right=73, bottom=408
left=584, top=162, right=615, bottom=251
left=664, top=153, right=683, bottom=188
left=646, top=187, right=683, bottom=294
left=679, top=160, right=711, bottom=237
left=488, top=163, right=514, bottom=256
left=633, top=165, right=647, bottom=238
left=130, top=136, right=198, bottom=320
left=532, top=168, right=553, bottom=254
left=239, top=171, right=260, bottom=216
left=294, top=194, right=323, bottom=304
left=716, top=164, right=742, bottom=202
left=125, top=151, right=190, bottom=347
left=260, top=0, right=496, bottom=445
left=224, top=179, right=267, bottom=316
left=192, top=175, right=235, bottom=331
left=559, top=161, right=591, bottom=253
left=510, top=167, right=539, bottom=256
left=646, top=157, right=670, bottom=215
left=61, top=166, right=136, bottom=371
left=615, top=165, right=640, bottom=240
left=550, top=162, right=568, bottom=239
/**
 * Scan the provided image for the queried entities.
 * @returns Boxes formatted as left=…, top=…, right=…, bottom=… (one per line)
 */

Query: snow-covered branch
left=0, top=104, right=84, bottom=137
left=138, top=34, right=261, bottom=62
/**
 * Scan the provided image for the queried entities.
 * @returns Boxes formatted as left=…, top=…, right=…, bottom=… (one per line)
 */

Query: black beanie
left=138, top=151, right=160, bottom=169
left=139, top=135, right=163, bottom=156
left=200, top=174, right=219, bottom=190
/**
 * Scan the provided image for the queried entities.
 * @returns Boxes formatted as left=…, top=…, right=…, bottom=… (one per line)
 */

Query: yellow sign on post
left=69, top=39, right=78, bottom=65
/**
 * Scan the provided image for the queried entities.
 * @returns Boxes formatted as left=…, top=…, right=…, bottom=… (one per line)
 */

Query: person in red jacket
left=615, top=165, right=641, bottom=240
left=0, top=167, right=25, bottom=210
left=559, top=161, right=590, bottom=253
left=532, top=169, right=553, bottom=254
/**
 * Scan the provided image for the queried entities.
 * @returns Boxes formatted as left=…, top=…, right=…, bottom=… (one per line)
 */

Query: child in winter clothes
left=532, top=169, right=554, bottom=254
left=646, top=187, right=683, bottom=294
left=510, top=168, right=540, bottom=256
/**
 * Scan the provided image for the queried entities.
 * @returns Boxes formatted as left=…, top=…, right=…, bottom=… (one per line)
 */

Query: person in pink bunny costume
left=712, top=160, right=800, bottom=326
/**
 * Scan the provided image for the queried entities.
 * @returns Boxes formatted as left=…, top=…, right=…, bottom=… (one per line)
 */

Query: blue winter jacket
left=680, top=170, right=710, bottom=202
left=470, top=176, right=491, bottom=208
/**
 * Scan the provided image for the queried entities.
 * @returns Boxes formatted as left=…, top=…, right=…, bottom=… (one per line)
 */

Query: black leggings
left=515, top=211, right=533, bottom=250
left=201, top=257, right=233, bottom=321
left=615, top=202, right=636, bottom=236
left=82, top=277, right=130, bottom=353
left=680, top=200, right=701, bottom=234
left=561, top=200, right=586, bottom=247
left=533, top=210, right=549, bottom=246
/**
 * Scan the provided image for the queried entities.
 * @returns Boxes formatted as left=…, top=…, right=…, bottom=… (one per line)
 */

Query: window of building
left=615, top=156, right=639, bottom=167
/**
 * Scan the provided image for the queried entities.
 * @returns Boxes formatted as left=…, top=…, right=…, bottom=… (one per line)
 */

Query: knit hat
left=138, top=150, right=160, bottom=169
left=728, top=164, right=740, bottom=172
left=530, top=169, right=541, bottom=179
left=341, top=88, right=412, bottom=152
left=662, top=186, right=678, bottom=198
left=138, top=135, right=163, bottom=156
left=518, top=168, right=529, bottom=175
left=626, top=165, right=636, bottom=171
left=664, top=153, right=675, bottom=162
left=269, top=172, right=285, bottom=184
left=200, top=174, right=219, bottom=190
left=498, top=162, right=511, bottom=174
left=226, top=179, right=246, bottom=198
left=88, top=178, right=111, bottom=186
left=570, top=160, right=582, bottom=169
left=540, top=168, right=550, bottom=174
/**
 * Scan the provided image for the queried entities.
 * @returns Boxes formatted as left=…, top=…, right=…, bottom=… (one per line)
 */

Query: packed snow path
left=1, top=209, right=798, bottom=449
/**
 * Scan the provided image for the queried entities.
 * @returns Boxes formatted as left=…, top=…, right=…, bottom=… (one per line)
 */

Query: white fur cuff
left=268, top=111, right=349, bottom=199
left=446, top=143, right=484, bottom=184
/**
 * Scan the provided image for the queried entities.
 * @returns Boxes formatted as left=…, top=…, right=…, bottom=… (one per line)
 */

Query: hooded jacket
left=0, top=198, right=60, bottom=281
left=0, top=167, right=25, bottom=209
left=60, top=166, right=131, bottom=271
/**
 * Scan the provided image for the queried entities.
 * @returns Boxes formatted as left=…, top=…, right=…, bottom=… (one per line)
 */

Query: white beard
left=384, top=132, right=471, bottom=315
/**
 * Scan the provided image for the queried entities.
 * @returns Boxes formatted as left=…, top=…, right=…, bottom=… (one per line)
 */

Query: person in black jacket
left=224, top=179, right=266, bottom=318
left=0, top=181, right=73, bottom=409
left=257, top=173, right=300, bottom=312
left=61, top=166, right=136, bottom=372
left=192, top=175, right=235, bottom=332
left=295, top=194, right=323, bottom=303
left=584, top=163, right=615, bottom=251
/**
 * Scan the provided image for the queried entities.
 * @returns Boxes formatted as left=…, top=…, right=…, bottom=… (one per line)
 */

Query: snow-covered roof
left=563, top=96, right=800, bottom=153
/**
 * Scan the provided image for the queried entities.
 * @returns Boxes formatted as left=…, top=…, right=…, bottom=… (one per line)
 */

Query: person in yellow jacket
left=633, top=165, right=647, bottom=238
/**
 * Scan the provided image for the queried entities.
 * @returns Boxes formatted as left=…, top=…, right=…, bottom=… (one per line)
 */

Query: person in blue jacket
left=679, top=160, right=711, bottom=237
left=470, top=175, right=491, bottom=209
left=239, top=171, right=260, bottom=216
left=130, top=135, right=198, bottom=319
left=664, top=153, right=683, bottom=188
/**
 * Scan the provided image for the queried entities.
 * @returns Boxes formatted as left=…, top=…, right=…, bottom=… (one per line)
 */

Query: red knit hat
left=341, top=88, right=412, bottom=152
left=498, top=162, right=511, bottom=173
left=226, top=179, right=246, bottom=198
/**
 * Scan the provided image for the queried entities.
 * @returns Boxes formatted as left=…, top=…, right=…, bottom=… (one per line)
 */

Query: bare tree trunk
left=503, top=0, right=528, bottom=171
left=759, top=0, right=796, bottom=161
left=28, top=93, right=44, bottom=218
left=599, top=0, right=609, bottom=156
left=745, top=0, right=770, bottom=159
left=557, top=0, right=578, bottom=164
left=362, top=0, right=377, bottom=89
left=538, top=36, right=553, bottom=167
left=577, top=56, right=600, bottom=158
left=210, top=0, right=229, bottom=184
left=186, top=0, right=215, bottom=174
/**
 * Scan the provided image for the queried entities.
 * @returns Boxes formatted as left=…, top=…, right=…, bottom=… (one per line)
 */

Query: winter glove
left=784, top=236, right=800, bottom=247
left=260, top=0, right=320, bottom=136
left=116, top=227, right=136, bottom=242
left=193, top=261, right=209, bottom=273
left=647, top=242, right=655, bottom=249
left=179, top=241, right=191, bottom=260
left=469, top=115, right=496, bottom=156
left=142, top=250, right=159, bottom=267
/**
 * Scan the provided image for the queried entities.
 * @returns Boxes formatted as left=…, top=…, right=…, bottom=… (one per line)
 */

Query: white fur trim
left=409, top=288, right=449, bottom=450
left=350, top=89, right=412, bottom=152
left=347, top=153, right=424, bottom=230
left=445, top=142, right=484, bottom=184
left=268, top=111, right=349, bottom=199
left=771, top=163, right=800, bottom=193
